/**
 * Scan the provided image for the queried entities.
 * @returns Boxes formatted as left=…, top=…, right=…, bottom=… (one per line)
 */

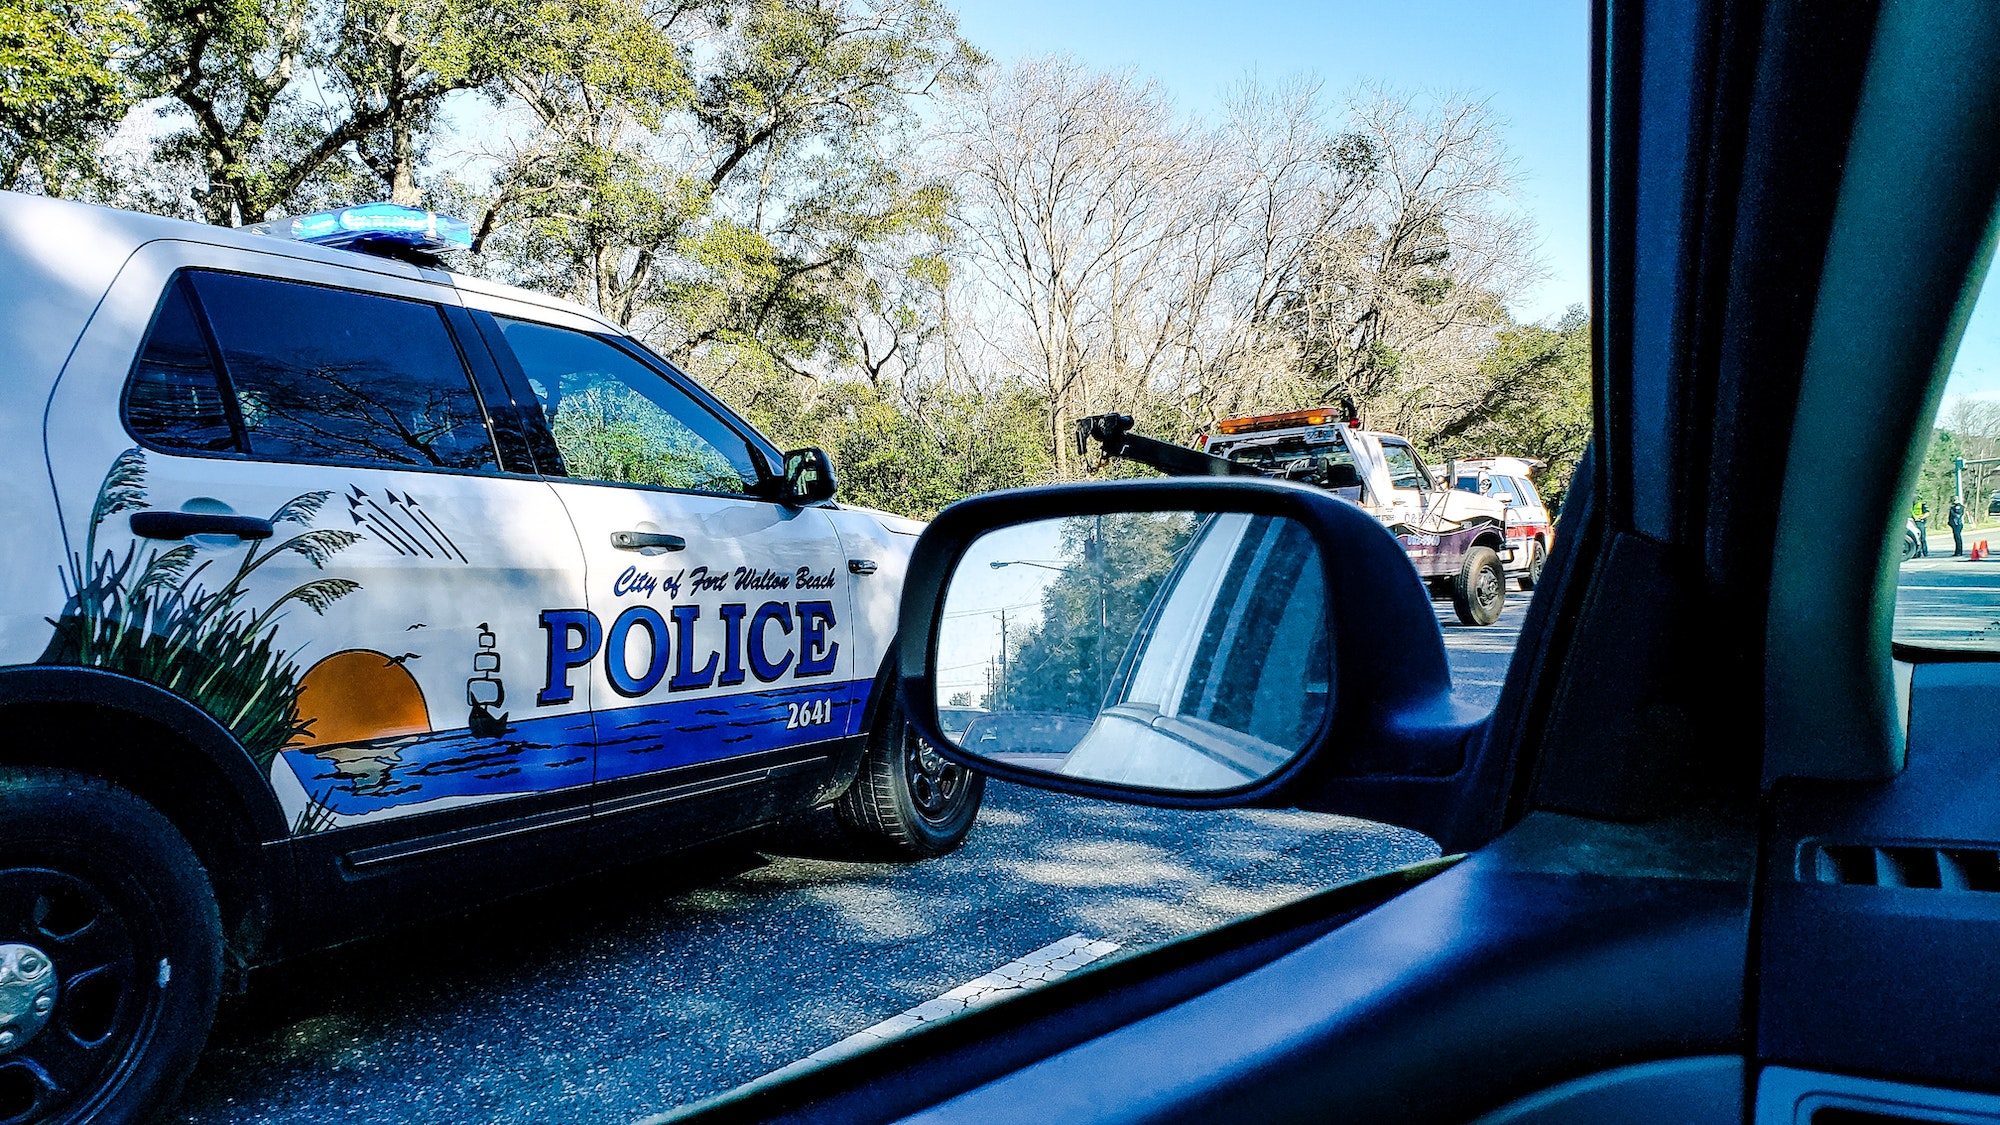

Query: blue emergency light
left=249, top=202, right=473, bottom=258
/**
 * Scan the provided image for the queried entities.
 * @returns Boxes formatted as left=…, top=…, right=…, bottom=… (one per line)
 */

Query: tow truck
left=1073, top=406, right=1517, bottom=625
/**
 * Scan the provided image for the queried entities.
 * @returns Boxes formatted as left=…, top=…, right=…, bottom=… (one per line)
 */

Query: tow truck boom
left=1073, top=414, right=1265, bottom=478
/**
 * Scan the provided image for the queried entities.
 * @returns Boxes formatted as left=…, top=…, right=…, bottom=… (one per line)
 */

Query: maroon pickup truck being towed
left=1074, top=406, right=1517, bottom=626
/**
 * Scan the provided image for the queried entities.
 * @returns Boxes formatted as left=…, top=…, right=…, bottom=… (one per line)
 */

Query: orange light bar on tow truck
left=1214, top=407, right=1351, bottom=436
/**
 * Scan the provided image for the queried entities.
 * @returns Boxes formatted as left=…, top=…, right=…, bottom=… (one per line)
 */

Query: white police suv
left=0, top=192, right=980, bottom=1123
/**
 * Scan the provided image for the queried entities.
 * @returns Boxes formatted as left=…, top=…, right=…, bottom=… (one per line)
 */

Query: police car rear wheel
left=835, top=709, right=985, bottom=859
left=0, top=769, right=221, bottom=1125
left=1451, top=546, right=1506, bottom=626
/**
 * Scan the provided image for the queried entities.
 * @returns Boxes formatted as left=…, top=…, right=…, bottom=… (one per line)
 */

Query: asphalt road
left=168, top=591, right=1530, bottom=1125
left=1894, top=556, right=2000, bottom=650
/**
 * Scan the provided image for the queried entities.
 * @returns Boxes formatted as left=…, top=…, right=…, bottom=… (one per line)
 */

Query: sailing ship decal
left=466, top=621, right=510, bottom=738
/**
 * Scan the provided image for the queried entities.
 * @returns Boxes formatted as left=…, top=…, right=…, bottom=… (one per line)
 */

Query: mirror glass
left=933, top=511, right=1331, bottom=792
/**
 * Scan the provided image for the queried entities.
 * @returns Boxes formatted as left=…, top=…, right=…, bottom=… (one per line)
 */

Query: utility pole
left=1955, top=455, right=2000, bottom=508
left=1092, top=515, right=1108, bottom=704
left=998, top=607, right=1008, bottom=706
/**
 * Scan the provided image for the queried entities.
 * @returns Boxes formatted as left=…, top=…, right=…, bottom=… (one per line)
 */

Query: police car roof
left=1454, top=456, right=1545, bottom=477
left=0, top=191, right=619, bottom=336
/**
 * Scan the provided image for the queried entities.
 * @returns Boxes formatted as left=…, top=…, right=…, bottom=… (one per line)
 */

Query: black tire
left=0, top=768, right=222, bottom=1125
left=1518, top=539, right=1547, bottom=591
left=835, top=705, right=985, bottom=859
left=1451, top=545, right=1507, bottom=626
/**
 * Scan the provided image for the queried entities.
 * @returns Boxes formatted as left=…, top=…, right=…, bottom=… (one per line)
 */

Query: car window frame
left=1378, top=440, right=1434, bottom=491
left=472, top=308, right=784, bottom=502
left=119, top=266, right=520, bottom=481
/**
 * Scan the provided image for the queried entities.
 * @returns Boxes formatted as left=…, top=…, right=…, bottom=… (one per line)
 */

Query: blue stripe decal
left=281, top=678, right=871, bottom=819
left=592, top=679, right=869, bottom=785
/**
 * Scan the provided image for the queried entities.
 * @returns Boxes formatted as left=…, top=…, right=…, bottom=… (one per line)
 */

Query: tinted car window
left=494, top=317, right=760, bottom=494
left=188, top=272, right=498, bottom=472
left=124, top=276, right=239, bottom=454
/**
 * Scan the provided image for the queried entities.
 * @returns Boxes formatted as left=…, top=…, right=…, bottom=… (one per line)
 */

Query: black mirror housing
left=782, top=448, right=838, bottom=506
left=896, top=477, right=1488, bottom=831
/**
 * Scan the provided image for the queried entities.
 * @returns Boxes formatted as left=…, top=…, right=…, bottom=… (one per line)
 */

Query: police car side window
left=185, top=271, right=499, bottom=471
left=494, top=317, right=760, bottom=495
left=124, top=275, right=241, bottom=454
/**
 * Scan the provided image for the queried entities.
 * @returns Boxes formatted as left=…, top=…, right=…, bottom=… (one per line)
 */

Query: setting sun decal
left=289, top=650, right=432, bottom=748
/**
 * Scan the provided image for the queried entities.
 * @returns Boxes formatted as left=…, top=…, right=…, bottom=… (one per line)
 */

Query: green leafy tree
left=334, top=0, right=515, bottom=204
left=1915, top=426, right=1964, bottom=527
left=128, top=0, right=513, bottom=223
left=1423, top=305, right=1592, bottom=506
left=478, top=0, right=979, bottom=383
left=0, top=0, right=136, bottom=194
left=993, top=512, right=1198, bottom=715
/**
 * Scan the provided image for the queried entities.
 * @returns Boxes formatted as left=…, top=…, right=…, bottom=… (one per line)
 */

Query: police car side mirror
left=896, top=478, right=1478, bottom=814
left=782, top=447, right=838, bottom=506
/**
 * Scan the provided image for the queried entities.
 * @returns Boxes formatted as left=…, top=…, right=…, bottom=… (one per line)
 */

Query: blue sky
left=945, top=0, right=1592, bottom=325
left=1951, top=266, right=2000, bottom=401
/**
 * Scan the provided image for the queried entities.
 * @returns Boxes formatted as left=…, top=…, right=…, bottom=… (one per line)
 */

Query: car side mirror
left=896, top=478, right=1480, bottom=821
left=782, top=448, right=838, bottom=506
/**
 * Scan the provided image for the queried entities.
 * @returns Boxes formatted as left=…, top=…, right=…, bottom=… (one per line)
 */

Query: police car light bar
left=248, top=203, right=473, bottom=257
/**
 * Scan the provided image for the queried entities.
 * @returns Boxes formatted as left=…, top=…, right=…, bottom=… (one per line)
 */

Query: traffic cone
left=1973, top=542, right=1983, bottom=561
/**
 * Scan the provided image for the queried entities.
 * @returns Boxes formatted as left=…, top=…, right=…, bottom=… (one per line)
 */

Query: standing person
left=1913, top=499, right=1932, bottom=557
left=1950, top=497, right=1967, bottom=556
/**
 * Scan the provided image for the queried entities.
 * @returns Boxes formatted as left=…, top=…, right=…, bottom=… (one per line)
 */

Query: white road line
left=761, top=934, right=1121, bottom=1081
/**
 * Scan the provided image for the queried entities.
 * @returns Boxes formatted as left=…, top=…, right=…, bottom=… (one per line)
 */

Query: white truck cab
left=1191, top=409, right=1517, bottom=624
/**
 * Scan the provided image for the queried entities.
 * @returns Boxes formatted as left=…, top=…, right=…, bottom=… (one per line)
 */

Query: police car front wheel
left=836, top=709, right=985, bottom=859
left=0, top=768, right=222, bottom=1125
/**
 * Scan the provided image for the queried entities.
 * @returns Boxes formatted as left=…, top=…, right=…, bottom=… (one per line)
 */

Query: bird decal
left=346, top=486, right=467, bottom=563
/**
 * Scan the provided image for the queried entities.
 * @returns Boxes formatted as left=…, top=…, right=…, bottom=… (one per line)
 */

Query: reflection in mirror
left=934, top=511, right=1331, bottom=793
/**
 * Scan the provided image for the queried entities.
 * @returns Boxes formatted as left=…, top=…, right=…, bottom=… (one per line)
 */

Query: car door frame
left=455, top=296, right=873, bottom=858
left=39, top=238, right=606, bottom=954
left=665, top=0, right=1950, bottom=1121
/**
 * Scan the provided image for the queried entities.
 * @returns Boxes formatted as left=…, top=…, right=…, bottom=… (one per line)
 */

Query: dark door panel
left=285, top=783, right=595, bottom=948
left=588, top=739, right=850, bottom=858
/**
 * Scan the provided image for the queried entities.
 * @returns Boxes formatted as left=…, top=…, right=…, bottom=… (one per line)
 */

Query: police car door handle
left=610, top=531, right=686, bottom=552
left=130, top=511, right=275, bottom=541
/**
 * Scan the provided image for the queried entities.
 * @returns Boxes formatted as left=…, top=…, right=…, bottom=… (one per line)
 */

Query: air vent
left=1810, top=844, right=2000, bottom=890
left=1816, top=1110, right=1969, bottom=1124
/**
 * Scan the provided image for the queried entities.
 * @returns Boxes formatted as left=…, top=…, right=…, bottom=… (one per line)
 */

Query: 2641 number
left=786, top=698, right=833, bottom=729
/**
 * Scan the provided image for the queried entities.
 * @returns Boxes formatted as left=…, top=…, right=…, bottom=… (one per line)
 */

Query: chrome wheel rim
left=904, top=731, right=969, bottom=824
left=1475, top=564, right=1503, bottom=614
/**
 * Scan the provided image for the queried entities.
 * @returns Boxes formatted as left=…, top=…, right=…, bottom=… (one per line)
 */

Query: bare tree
left=938, top=57, right=1222, bottom=473
left=1269, top=85, right=1540, bottom=436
